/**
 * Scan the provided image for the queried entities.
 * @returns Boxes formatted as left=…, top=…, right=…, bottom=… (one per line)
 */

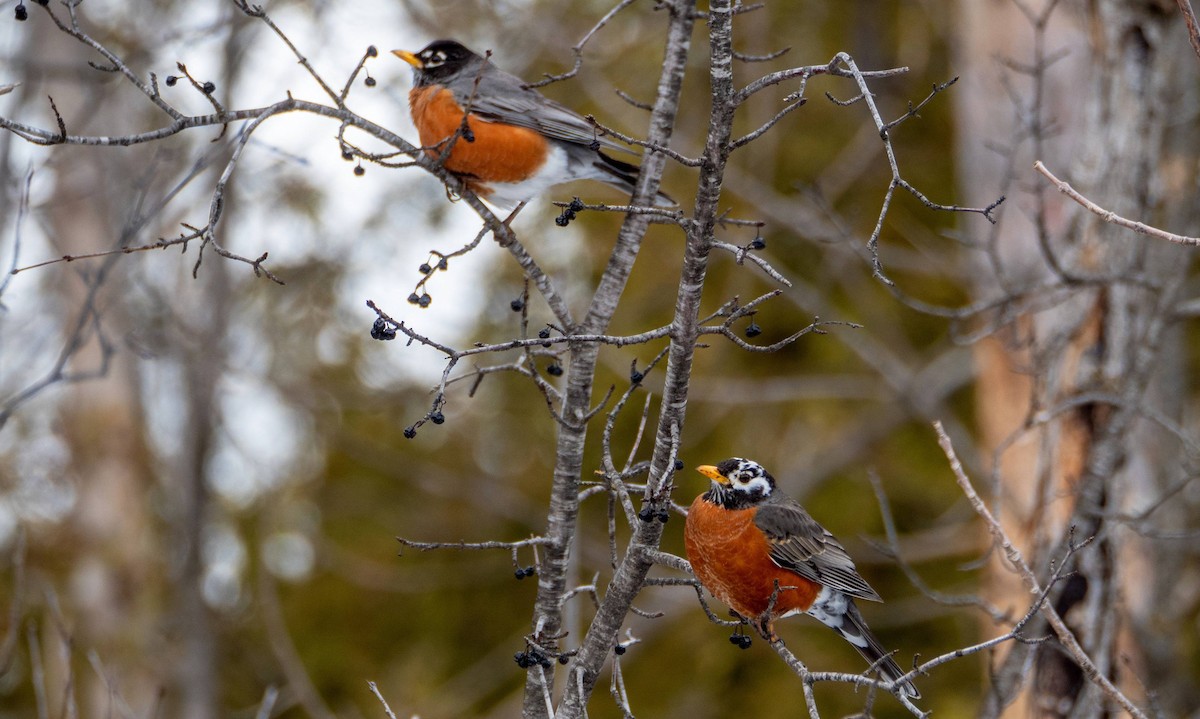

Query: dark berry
left=366, top=45, right=378, bottom=57
left=588, top=139, right=601, bottom=151
left=630, top=370, right=644, bottom=384
left=546, top=364, right=563, bottom=377
left=738, top=635, right=752, bottom=649
left=674, top=459, right=685, bottom=471
left=569, top=197, right=585, bottom=212
left=437, top=257, right=448, bottom=270
left=537, top=328, right=550, bottom=339
left=407, top=293, right=421, bottom=304
left=15, top=5, right=28, bottom=21
left=514, top=651, right=531, bottom=668
left=749, top=237, right=766, bottom=250
left=364, top=76, right=377, bottom=87
left=614, top=645, right=626, bottom=656
left=462, top=127, right=475, bottom=143
left=354, top=165, right=365, bottom=176
left=417, top=294, right=431, bottom=308
left=558, top=655, right=570, bottom=665
left=555, top=214, right=570, bottom=227
left=745, top=322, right=761, bottom=338
left=201, top=81, right=216, bottom=94
left=657, top=509, right=670, bottom=523
left=165, top=75, right=178, bottom=87
left=514, top=567, right=528, bottom=580
left=510, top=298, right=525, bottom=312
left=637, top=506, right=654, bottom=522
left=430, top=411, right=445, bottom=425
left=729, top=634, right=741, bottom=645
left=403, top=427, right=417, bottom=439
left=418, top=263, right=432, bottom=274
left=342, top=150, right=354, bottom=160
left=370, top=318, right=396, bottom=341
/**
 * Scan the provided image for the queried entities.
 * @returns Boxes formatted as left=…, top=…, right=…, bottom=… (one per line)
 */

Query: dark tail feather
left=594, top=151, right=676, bottom=207
left=838, top=602, right=921, bottom=699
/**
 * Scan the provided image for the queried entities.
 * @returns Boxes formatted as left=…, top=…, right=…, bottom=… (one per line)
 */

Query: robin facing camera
left=393, top=39, right=673, bottom=209
left=685, top=458, right=920, bottom=699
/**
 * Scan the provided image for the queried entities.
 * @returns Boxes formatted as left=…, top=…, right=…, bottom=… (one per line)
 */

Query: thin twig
left=1034, top=160, right=1200, bottom=246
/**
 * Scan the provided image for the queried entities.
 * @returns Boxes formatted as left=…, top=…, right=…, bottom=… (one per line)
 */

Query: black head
left=392, top=40, right=483, bottom=86
left=697, top=458, right=776, bottom=510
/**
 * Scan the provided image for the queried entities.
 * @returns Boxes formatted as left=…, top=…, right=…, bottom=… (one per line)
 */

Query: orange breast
left=408, top=86, right=549, bottom=184
left=684, top=496, right=820, bottom=620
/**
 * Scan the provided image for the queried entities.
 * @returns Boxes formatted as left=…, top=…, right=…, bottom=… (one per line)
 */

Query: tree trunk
left=954, top=1, right=1199, bottom=715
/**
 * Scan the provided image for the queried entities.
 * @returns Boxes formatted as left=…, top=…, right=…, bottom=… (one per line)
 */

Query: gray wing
left=754, top=499, right=883, bottom=602
left=448, top=64, right=632, bottom=154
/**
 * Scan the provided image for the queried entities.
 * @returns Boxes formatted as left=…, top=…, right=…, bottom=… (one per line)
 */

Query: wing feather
left=453, top=67, right=632, bottom=154
left=754, top=501, right=882, bottom=602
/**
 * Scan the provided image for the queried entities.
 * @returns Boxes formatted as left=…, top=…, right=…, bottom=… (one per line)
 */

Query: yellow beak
left=696, top=465, right=726, bottom=483
left=392, top=49, right=422, bottom=68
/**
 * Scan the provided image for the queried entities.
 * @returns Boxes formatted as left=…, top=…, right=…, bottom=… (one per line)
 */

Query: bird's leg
left=753, top=616, right=778, bottom=643
left=756, top=580, right=784, bottom=642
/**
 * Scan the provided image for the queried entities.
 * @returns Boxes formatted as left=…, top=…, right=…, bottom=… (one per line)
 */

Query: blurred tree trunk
left=31, top=17, right=165, bottom=717
left=23, top=7, right=235, bottom=717
left=954, top=0, right=1199, bottom=716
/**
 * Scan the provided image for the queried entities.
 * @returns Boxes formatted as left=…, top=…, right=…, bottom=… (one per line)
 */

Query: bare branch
left=933, top=420, right=1150, bottom=719
left=1034, top=160, right=1200, bottom=246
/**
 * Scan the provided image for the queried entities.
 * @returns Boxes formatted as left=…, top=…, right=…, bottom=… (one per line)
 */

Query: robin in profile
left=684, top=458, right=920, bottom=699
left=392, top=39, right=673, bottom=209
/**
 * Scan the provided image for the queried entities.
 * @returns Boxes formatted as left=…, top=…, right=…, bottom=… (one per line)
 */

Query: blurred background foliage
left=1, top=1, right=1194, bottom=718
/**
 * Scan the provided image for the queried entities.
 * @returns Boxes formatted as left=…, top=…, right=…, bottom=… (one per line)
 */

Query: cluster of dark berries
left=417, top=258, right=448, bottom=275
left=513, top=566, right=536, bottom=579
left=554, top=197, right=586, bottom=227
left=370, top=318, right=396, bottom=341
left=514, top=649, right=553, bottom=670
left=407, top=292, right=432, bottom=308
left=637, top=505, right=670, bottom=523
left=162, top=74, right=214, bottom=93
left=728, top=633, right=752, bottom=649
